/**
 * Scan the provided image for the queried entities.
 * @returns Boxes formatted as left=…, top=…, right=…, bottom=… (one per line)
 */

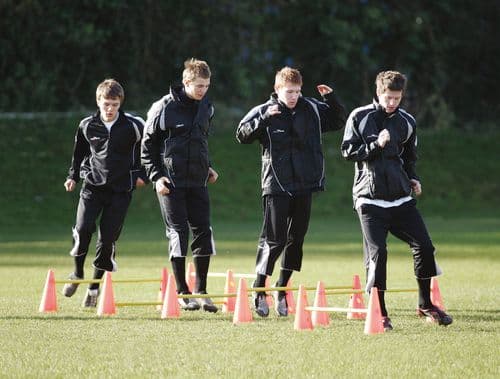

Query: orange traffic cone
left=97, top=271, right=116, bottom=316
left=286, top=279, right=296, bottom=315
left=161, top=273, right=180, bottom=319
left=364, top=287, right=384, bottom=335
left=347, top=274, right=366, bottom=320
left=294, top=284, right=313, bottom=331
left=233, top=278, right=253, bottom=324
left=186, top=261, right=195, bottom=293
left=312, top=281, right=329, bottom=327
left=39, top=269, right=57, bottom=313
left=156, top=267, right=168, bottom=311
left=430, top=277, right=446, bottom=311
left=265, top=276, right=273, bottom=307
left=222, top=269, right=236, bottom=313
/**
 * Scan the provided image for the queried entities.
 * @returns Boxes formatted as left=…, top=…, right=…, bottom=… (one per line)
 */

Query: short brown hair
left=182, top=58, right=211, bottom=82
left=376, top=71, right=407, bottom=94
left=96, top=79, right=124, bottom=103
left=274, top=67, right=303, bottom=89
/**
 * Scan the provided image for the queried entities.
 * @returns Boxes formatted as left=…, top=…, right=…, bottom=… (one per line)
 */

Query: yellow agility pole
left=305, top=306, right=368, bottom=313
left=250, top=285, right=352, bottom=292
left=55, top=278, right=161, bottom=284
left=186, top=271, right=256, bottom=279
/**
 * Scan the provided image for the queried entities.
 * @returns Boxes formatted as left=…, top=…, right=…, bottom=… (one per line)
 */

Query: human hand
left=155, top=177, right=170, bottom=195
left=135, top=177, right=146, bottom=188
left=316, top=84, right=333, bottom=96
left=208, top=167, right=218, bottom=184
left=410, top=179, right=422, bottom=196
left=377, top=129, right=390, bottom=148
left=64, top=179, right=76, bottom=192
left=265, top=104, right=281, bottom=118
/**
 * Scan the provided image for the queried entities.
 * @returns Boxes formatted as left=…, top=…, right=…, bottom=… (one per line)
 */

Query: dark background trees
left=1, top=0, right=498, bottom=128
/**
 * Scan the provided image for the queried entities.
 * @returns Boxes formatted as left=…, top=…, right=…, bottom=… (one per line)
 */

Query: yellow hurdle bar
left=55, top=278, right=161, bottom=284
left=250, top=285, right=352, bottom=292
left=115, top=300, right=226, bottom=307
left=204, top=272, right=257, bottom=279
left=305, top=306, right=368, bottom=313
left=380, top=288, right=418, bottom=293
left=324, top=289, right=364, bottom=295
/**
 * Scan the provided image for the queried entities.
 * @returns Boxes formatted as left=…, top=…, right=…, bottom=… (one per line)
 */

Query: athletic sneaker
left=178, top=294, right=201, bottom=311
left=62, top=272, right=82, bottom=297
left=253, top=293, right=269, bottom=317
left=82, top=289, right=99, bottom=308
left=195, top=295, right=218, bottom=313
left=417, top=306, right=453, bottom=326
left=273, top=291, right=288, bottom=317
left=382, top=316, right=393, bottom=331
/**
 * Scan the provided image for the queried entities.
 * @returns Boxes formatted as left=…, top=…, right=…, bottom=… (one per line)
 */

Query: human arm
left=65, top=121, right=90, bottom=189
left=340, top=111, right=384, bottom=162
left=236, top=104, right=274, bottom=144
left=129, top=116, right=150, bottom=188
left=312, top=84, right=347, bottom=133
left=401, top=119, right=420, bottom=188
left=141, top=102, right=167, bottom=183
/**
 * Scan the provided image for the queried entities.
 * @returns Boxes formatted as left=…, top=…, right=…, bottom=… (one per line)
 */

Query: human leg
left=93, top=190, right=131, bottom=273
left=63, top=186, right=102, bottom=297
left=390, top=201, right=439, bottom=308
left=390, top=201, right=452, bottom=325
left=357, top=204, right=390, bottom=317
left=187, top=187, right=217, bottom=312
left=157, top=188, right=199, bottom=310
left=279, top=194, right=312, bottom=289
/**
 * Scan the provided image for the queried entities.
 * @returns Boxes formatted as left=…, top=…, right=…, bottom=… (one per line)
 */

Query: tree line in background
left=1, top=0, right=498, bottom=128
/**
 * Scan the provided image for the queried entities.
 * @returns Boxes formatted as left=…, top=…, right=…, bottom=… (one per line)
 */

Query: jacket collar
left=372, top=98, right=399, bottom=117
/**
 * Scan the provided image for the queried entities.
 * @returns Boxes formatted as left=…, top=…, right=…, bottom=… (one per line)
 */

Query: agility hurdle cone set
left=39, top=267, right=255, bottom=316
left=39, top=269, right=448, bottom=334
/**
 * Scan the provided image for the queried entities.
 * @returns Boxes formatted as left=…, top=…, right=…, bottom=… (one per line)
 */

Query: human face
left=184, top=77, right=210, bottom=101
left=377, top=89, right=403, bottom=114
left=97, top=96, right=121, bottom=122
left=276, top=83, right=302, bottom=109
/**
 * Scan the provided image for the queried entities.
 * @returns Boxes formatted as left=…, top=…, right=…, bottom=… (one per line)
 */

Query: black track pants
left=357, top=199, right=439, bottom=294
left=70, top=184, right=132, bottom=272
left=255, top=194, right=312, bottom=276
left=156, top=186, right=215, bottom=259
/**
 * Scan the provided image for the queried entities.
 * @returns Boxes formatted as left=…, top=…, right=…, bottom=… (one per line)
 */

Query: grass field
left=0, top=218, right=498, bottom=378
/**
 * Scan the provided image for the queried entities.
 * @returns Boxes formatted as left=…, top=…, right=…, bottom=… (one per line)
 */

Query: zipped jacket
left=67, top=110, right=146, bottom=192
left=141, top=86, right=214, bottom=187
left=341, top=100, right=419, bottom=204
left=236, top=92, right=346, bottom=195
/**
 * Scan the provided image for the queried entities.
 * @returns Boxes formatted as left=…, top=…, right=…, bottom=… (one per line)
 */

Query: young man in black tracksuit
left=236, top=67, right=346, bottom=317
left=63, top=79, right=147, bottom=307
left=341, top=70, right=453, bottom=330
left=141, top=58, right=218, bottom=313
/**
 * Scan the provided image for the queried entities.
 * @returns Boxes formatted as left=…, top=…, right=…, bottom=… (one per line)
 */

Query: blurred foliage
left=0, top=0, right=498, bottom=128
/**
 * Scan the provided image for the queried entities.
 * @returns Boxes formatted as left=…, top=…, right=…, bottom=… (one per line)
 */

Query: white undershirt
left=102, top=116, right=118, bottom=132
left=355, top=196, right=413, bottom=210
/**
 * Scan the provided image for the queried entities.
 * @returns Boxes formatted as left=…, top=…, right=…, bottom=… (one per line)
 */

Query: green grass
left=1, top=218, right=499, bottom=378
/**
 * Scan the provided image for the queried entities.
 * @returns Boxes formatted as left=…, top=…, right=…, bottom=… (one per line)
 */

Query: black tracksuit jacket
left=236, top=92, right=346, bottom=195
left=341, top=100, right=419, bottom=205
left=141, top=86, right=214, bottom=187
left=67, top=110, right=146, bottom=192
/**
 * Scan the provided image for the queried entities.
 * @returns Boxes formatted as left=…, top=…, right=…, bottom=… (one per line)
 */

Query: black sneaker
left=382, top=316, right=393, bottom=331
left=195, top=295, right=218, bottom=313
left=62, top=272, right=82, bottom=297
left=273, top=291, right=288, bottom=317
left=82, top=289, right=99, bottom=308
left=417, top=306, right=453, bottom=326
left=178, top=294, right=201, bottom=311
left=253, top=293, right=269, bottom=317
